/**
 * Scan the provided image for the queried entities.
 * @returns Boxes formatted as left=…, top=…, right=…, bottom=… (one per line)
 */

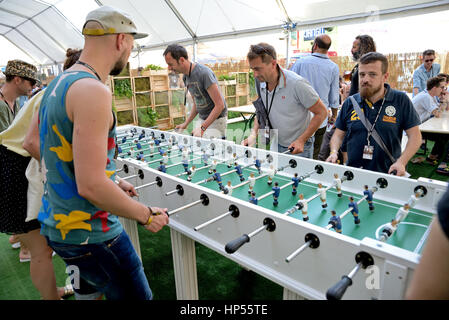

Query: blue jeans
left=46, top=230, right=152, bottom=300
left=277, top=136, right=315, bottom=159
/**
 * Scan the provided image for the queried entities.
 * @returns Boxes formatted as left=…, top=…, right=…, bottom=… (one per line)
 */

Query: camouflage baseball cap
left=4, top=60, right=39, bottom=82
left=82, top=6, right=148, bottom=39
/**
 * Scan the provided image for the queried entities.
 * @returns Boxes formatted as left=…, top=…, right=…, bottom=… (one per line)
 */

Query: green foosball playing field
left=118, top=140, right=433, bottom=255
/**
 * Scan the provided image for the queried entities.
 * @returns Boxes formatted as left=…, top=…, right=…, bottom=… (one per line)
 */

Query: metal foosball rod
left=194, top=205, right=239, bottom=231
left=224, top=218, right=276, bottom=254
left=174, top=156, right=231, bottom=177
left=231, top=173, right=269, bottom=190
left=145, top=146, right=184, bottom=165
left=135, top=177, right=163, bottom=190
left=120, top=169, right=144, bottom=181
left=326, top=251, right=374, bottom=300
left=165, top=156, right=202, bottom=169
left=257, top=181, right=295, bottom=201
left=285, top=233, right=320, bottom=263
left=165, top=184, right=184, bottom=196
left=167, top=194, right=209, bottom=216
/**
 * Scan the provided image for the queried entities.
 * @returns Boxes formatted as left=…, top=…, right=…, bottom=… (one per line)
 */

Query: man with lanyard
left=0, top=60, right=37, bottom=132
left=290, top=34, right=340, bottom=159
left=326, top=52, right=421, bottom=176
left=163, top=44, right=227, bottom=139
left=242, top=42, right=327, bottom=157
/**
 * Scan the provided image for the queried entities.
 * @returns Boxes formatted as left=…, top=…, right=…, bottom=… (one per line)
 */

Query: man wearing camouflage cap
left=0, top=59, right=38, bottom=132
left=28, top=5, right=168, bottom=300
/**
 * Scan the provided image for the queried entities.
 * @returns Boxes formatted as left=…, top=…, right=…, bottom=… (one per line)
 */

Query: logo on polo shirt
left=385, top=106, right=396, bottom=117
left=383, top=105, right=397, bottom=123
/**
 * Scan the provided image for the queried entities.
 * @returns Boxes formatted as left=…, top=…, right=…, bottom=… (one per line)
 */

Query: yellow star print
left=105, top=170, right=115, bottom=178
left=50, top=124, right=73, bottom=162
left=54, top=210, right=92, bottom=240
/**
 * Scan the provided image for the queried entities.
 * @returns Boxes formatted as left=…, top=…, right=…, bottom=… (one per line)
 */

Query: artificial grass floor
left=1, top=121, right=447, bottom=300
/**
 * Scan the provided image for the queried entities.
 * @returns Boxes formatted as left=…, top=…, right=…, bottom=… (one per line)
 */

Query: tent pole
left=193, top=39, right=198, bottom=63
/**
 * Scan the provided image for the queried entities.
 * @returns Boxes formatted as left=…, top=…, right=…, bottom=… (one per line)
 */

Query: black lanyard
left=0, top=90, right=15, bottom=118
left=76, top=61, right=101, bottom=82
left=365, top=95, right=386, bottom=146
left=184, top=62, right=193, bottom=105
left=265, top=83, right=277, bottom=118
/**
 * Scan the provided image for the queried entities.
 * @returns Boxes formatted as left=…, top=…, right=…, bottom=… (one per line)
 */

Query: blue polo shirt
left=413, top=63, right=441, bottom=96
left=335, top=83, right=420, bottom=174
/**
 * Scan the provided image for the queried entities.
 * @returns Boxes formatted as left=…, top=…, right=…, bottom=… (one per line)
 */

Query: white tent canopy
left=1, top=0, right=449, bottom=66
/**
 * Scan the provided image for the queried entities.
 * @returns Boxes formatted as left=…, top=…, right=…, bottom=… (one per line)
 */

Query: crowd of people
left=0, top=5, right=448, bottom=300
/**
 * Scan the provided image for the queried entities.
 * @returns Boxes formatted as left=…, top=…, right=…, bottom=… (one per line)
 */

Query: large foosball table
left=114, top=125, right=447, bottom=300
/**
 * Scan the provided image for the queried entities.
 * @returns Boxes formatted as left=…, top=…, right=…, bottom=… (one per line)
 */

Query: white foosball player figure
left=182, top=147, right=189, bottom=161
left=248, top=172, right=256, bottom=194
left=297, top=194, right=308, bottom=221
left=223, top=181, right=233, bottom=196
left=187, top=165, right=197, bottom=182
left=407, top=190, right=422, bottom=208
left=378, top=220, right=399, bottom=242
left=209, top=159, right=218, bottom=174
left=267, top=165, right=275, bottom=185
left=162, top=152, right=168, bottom=165
left=394, top=203, right=410, bottom=223
left=317, top=183, right=327, bottom=208
left=228, top=153, right=237, bottom=168
left=333, top=173, right=342, bottom=198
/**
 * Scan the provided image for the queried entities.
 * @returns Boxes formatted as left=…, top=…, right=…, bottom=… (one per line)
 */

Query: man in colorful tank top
left=37, top=6, right=168, bottom=300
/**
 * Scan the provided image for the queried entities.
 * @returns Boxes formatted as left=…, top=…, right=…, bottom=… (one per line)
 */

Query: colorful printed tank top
left=38, top=71, right=122, bottom=244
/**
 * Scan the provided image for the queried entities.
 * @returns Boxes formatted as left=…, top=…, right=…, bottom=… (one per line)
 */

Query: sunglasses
left=21, top=77, right=37, bottom=86
left=424, top=59, right=434, bottom=63
left=250, top=45, right=275, bottom=59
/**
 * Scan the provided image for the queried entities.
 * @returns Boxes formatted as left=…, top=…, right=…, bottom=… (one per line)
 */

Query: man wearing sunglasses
left=0, top=59, right=38, bottom=133
left=413, top=49, right=441, bottom=97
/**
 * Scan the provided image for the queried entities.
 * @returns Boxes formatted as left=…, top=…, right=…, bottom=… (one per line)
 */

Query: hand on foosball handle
left=117, top=179, right=138, bottom=197
left=143, top=207, right=169, bottom=233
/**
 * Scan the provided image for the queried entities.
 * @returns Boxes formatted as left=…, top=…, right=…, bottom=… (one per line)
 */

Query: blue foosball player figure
left=329, top=210, right=342, bottom=233
left=117, top=146, right=122, bottom=154
left=363, top=185, right=375, bottom=211
left=138, top=132, right=145, bottom=140
left=182, top=159, right=191, bottom=174
left=292, top=173, right=300, bottom=195
left=272, top=181, right=280, bottom=206
left=348, top=196, right=360, bottom=224
left=158, top=161, right=166, bottom=173
left=212, top=169, right=224, bottom=191
left=136, top=153, right=142, bottom=161
left=254, top=156, right=262, bottom=174
left=158, top=146, right=164, bottom=156
left=234, top=162, right=245, bottom=182
left=249, top=192, right=258, bottom=205
left=121, top=136, right=126, bottom=144
left=136, top=142, right=142, bottom=150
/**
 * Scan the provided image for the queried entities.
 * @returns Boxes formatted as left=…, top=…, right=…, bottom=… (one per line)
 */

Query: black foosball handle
left=225, top=234, right=250, bottom=254
left=326, top=275, right=353, bottom=300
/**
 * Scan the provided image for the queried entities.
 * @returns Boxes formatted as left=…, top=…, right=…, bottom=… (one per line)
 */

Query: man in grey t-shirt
left=242, top=43, right=327, bottom=157
left=164, top=44, right=227, bottom=139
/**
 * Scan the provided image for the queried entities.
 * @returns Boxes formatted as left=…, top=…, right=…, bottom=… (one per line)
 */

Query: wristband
left=330, top=150, right=338, bottom=155
left=139, top=207, right=153, bottom=226
left=200, top=125, right=206, bottom=132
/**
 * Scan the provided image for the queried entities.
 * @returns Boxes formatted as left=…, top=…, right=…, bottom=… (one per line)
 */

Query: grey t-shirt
left=259, top=67, right=320, bottom=146
left=183, top=63, right=227, bottom=120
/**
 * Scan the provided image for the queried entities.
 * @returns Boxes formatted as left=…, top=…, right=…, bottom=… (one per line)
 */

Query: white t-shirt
left=412, top=90, right=439, bottom=123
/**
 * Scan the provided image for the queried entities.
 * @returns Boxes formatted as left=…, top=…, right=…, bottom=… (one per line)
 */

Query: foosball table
left=114, top=125, right=447, bottom=300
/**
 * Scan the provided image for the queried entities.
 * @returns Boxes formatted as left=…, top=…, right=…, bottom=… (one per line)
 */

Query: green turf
left=0, top=120, right=445, bottom=300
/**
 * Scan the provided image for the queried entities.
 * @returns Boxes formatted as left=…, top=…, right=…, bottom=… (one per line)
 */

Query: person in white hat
left=23, top=5, right=168, bottom=300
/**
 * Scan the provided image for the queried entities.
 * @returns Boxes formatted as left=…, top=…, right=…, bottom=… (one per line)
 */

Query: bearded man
left=326, top=52, right=421, bottom=176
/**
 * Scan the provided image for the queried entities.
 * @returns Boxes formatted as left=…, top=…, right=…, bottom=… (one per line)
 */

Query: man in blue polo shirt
left=327, top=52, right=421, bottom=176
left=290, top=34, right=340, bottom=159
left=413, top=49, right=441, bottom=97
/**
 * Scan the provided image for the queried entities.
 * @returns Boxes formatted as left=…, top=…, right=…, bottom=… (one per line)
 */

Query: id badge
left=264, top=127, right=270, bottom=139
left=363, top=145, right=374, bottom=160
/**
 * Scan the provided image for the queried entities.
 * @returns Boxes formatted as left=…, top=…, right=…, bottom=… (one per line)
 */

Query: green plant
left=218, top=74, right=236, bottom=81
left=114, top=79, right=132, bottom=98
left=136, top=93, right=151, bottom=106
left=144, top=64, right=163, bottom=71
left=134, top=77, right=150, bottom=91
left=137, top=107, right=158, bottom=127
left=249, top=71, right=257, bottom=98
